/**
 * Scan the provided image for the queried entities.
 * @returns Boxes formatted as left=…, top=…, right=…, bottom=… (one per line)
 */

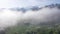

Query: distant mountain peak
left=1, top=3, right=59, bottom=12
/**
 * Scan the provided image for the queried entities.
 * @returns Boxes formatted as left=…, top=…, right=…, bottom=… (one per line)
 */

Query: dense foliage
left=5, top=24, right=60, bottom=34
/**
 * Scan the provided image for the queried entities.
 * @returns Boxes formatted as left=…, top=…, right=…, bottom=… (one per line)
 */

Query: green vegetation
left=5, top=24, right=60, bottom=34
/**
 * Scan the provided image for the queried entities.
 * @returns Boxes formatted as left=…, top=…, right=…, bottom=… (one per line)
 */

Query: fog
left=0, top=7, right=60, bottom=30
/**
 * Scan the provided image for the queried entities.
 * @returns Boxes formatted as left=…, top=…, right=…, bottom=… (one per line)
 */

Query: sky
left=0, top=0, right=60, bottom=8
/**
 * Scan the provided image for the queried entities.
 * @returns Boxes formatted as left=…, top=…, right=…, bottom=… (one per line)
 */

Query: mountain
left=45, top=4, right=60, bottom=9
left=9, top=4, right=60, bottom=12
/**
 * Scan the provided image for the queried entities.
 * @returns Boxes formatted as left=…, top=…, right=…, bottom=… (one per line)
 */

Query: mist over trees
left=0, top=4, right=60, bottom=34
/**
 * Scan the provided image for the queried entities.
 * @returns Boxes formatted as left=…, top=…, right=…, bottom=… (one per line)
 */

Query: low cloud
left=0, top=7, right=60, bottom=30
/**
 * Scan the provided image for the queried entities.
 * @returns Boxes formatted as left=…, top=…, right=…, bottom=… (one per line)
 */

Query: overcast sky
left=0, top=0, right=60, bottom=8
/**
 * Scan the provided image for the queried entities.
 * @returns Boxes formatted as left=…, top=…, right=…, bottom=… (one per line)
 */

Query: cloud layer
left=0, top=7, right=60, bottom=30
